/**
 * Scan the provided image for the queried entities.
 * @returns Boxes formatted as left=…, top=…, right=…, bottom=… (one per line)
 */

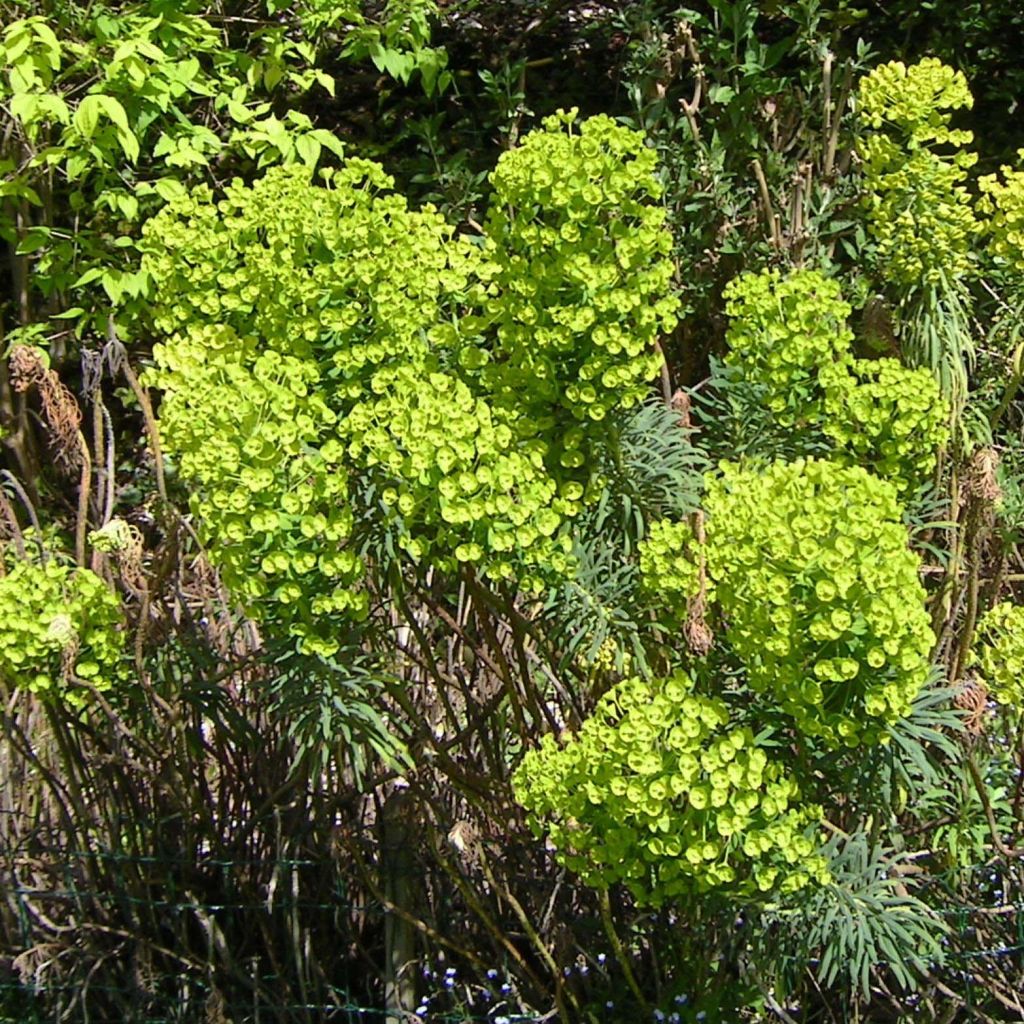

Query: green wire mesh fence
left=0, top=809, right=549, bottom=1024
left=2, top=816, right=1023, bottom=1023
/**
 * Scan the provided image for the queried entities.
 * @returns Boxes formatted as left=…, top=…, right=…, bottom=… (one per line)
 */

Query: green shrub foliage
left=0, top=560, right=126, bottom=706
left=6, top=6, right=1024, bottom=1017
left=513, top=670, right=829, bottom=905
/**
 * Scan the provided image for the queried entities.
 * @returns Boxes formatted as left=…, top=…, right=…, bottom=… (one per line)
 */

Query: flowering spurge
left=481, top=109, right=680, bottom=473
left=341, top=365, right=579, bottom=593
left=971, top=602, right=1024, bottom=708
left=641, top=459, right=935, bottom=745
left=513, top=669, right=829, bottom=905
left=0, top=560, right=126, bottom=706
left=139, top=114, right=681, bottom=648
left=722, top=268, right=854, bottom=430
left=855, top=58, right=978, bottom=287
left=139, top=164, right=472, bottom=653
left=144, top=321, right=362, bottom=657
left=819, top=357, right=949, bottom=494
left=978, top=152, right=1024, bottom=284
left=722, top=268, right=950, bottom=494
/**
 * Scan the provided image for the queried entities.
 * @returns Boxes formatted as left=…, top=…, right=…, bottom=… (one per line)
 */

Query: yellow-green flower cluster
left=141, top=163, right=478, bottom=395
left=573, top=635, right=633, bottom=678
left=342, top=365, right=579, bottom=589
left=638, top=518, right=705, bottom=620
left=482, top=109, right=680, bottom=471
left=723, top=269, right=950, bottom=492
left=856, top=59, right=977, bottom=286
left=642, top=460, right=934, bottom=744
left=972, top=602, right=1024, bottom=707
left=978, top=153, right=1024, bottom=282
left=0, top=560, right=126, bottom=707
left=140, top=122, right=683, bottom=632
left=702, top=460, right=934, bottom=743
left=821, top=358, right=948, bottom=493
left=722, top=268, right=853, bottom=428
left=139, top=165, right=480, bottom=650
left=145, top=323, right=363, bottom=656
left=513, top=670, right=829, bottom=905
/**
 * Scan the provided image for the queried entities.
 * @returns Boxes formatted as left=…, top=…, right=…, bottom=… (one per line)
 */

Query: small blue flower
left=501, top=983, right=511, bottom=994
left=563, top=966, right=571, bottom=977
left=605, top=1001, right=614, bottom=1009
left=669, top=1015, right=680, bottom=1024
left=674, top=994, right=688, bottom=1005
left=445, top=967, right=457, bottom=977
left=654, top=1011, right=665, bottom=1022
left=443, top=977, right=455, bottom=989
left=416, top=1006, right=428, bottom=1016
left=597, top=953, right=607, bottom=964
left=481, top=988, right=492, bottom=1000
left=486, top=969, right=499, bottom=980
left=696, top=1013, right=707, bottom=1022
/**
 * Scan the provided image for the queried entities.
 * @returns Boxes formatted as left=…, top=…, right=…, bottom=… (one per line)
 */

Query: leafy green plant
left=0, top=2, right=348, bottom=330
left=761, top=833, right=947, bottom=1001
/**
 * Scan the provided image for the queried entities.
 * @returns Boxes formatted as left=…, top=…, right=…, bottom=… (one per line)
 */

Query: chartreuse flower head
left=482, top=109, right=680, bottom=473
left=145, top=322, right=363, bottom=656
left=513, top=670, right=829, bottom=905
left=638, top=518, right=705, bottom=620
left=855, top=59, right=978, bottom=286
left=342, top=365, right=576, bottom=589
left=821, top=358, right=949, bottom=495
left=722, top=268, right=853, bottom=429
left=0, top=560, right=127, bottom=707
left=721, top=268, right=950, bottom=493
left=705, top=459, right=934, bottom=744
left=856, top=58, right=973, bottom=143
left=978, top=152, right=1024, bottom=285
left=643, top=460, right=935, bottom=745
left=971, top=602, right=1024, bottom=707
left=140, top=163, right=478, bottom=391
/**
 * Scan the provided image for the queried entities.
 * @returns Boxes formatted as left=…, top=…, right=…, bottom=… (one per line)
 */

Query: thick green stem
left=598, top=887, right=648, bottom=1014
